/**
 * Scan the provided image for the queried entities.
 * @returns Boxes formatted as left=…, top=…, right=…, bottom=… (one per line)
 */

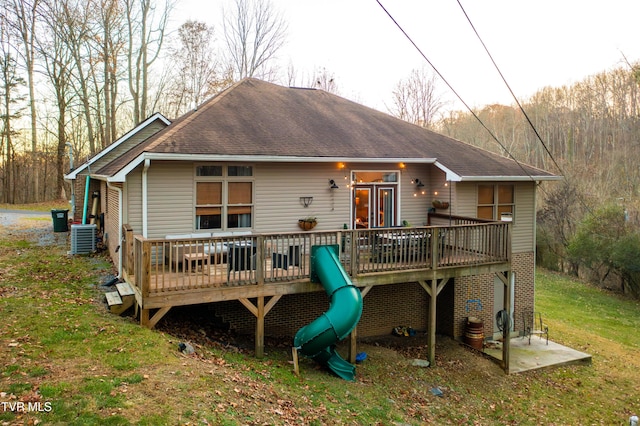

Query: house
left=65, top=78, right=559, bottom=372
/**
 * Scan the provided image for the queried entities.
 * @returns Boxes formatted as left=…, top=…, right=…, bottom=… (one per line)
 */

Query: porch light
left=329, top=179, right=339, bottom=189
left=415, top=178, right=425, bottom=189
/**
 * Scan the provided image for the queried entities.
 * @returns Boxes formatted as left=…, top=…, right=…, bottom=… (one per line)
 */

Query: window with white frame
left=195, top=165, right=253, bottom=230
left=477, top=184, right=514, bottom=221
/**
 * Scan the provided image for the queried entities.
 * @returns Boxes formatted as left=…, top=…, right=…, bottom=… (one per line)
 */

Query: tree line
left=0, top=0, right=291, bottom=203
left=430, top=63, right=640, bottom=298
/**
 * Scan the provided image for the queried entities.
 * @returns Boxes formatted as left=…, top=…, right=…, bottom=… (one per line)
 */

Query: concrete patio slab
left=483, top=336, right=592, bottom=374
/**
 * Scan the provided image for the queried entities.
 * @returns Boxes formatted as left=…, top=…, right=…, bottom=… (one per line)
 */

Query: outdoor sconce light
left=300, top=196, right=313, bottom=208
left=329, top=179, right=339, bottom=189
left=415, top=178, right=425, bottom=189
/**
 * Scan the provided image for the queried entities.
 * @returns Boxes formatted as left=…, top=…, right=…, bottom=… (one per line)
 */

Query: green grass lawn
left=1, top=224, right=639, bottom=424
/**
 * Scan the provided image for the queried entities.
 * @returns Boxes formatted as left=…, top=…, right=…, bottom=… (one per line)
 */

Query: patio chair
left=227, top=242, right=257, bottom=281
left=522, top=310, right=549, bottom=345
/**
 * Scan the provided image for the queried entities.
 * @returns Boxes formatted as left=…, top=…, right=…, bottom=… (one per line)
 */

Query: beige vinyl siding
left=512, top=181, right=536, bottom=253
left=147, top=161, right=195, bottom=238
left=428, top=166, right=456, bottom=213
left=256, top=163, right=350, bottom=232
left=126, top=166, right=143, bottom=233
left=397, top=163, right=432, bottom=227
left=125, top=161, right=541, bottom=243
left=455, top=181, right=535, bottom=253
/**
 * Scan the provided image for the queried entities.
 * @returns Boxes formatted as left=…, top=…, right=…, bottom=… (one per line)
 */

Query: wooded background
left=2, top=0, right=639, bottom=296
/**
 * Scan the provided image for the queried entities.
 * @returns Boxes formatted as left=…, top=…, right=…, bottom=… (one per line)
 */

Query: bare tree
left=38, top=0, right=75, bottom=199
left=125, top=0, right=172, bottom=125
left=312, top=67, right=339, bottom=94
left=163, top=20, right=231, bottom=117
left=222, top=0, right=287, bottom=81
left=390, top=67, right=444, bottom=129
left=0, top=17, right=26, bottom=203
left=8, top=0, right=41, bottom=201
left=96, top=0, right=126, bottom=149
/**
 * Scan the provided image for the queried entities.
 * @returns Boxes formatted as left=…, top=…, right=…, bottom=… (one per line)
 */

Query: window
left=477, top=184, right=514, bottom=220
left=195, top=165, right=253, bottom=230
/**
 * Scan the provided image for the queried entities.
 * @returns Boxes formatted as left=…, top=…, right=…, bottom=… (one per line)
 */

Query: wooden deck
left=122, top=218, right=510, bottom=313
left=120, top=216, right=513, bottom=368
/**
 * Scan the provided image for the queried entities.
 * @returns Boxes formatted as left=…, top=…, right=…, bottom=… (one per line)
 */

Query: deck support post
left=256, top=297, right=265, bottom=358
left=420, top=277, right=450, bottom=367
left=429, top=279, right=437, bottom=365
left=496, top=270, right=512, bottom=373
left=238, top=295, right=282, bottom=359
left=140, top=307, right=171, bottom=329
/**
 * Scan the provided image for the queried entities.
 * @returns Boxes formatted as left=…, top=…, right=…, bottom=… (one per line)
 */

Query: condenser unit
left=71, top=224, right=96, bottom=254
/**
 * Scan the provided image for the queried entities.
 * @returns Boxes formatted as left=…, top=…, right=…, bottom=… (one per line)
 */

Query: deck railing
left=125, top=221, right=510, bottom=297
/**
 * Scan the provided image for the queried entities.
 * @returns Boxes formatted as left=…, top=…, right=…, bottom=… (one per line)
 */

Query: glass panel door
left=353, top=185, right=396, bottom=228
left=354, top=188, right=371, bottom=229
left=377, top=187, right=395, bottom=227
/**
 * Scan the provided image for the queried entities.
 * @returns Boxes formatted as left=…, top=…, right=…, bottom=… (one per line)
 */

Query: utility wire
left=374, top=0, right=536, bottom=181
left=454, top=0, right=595, bottom=215
left=454, top=0, right=565, bottom=177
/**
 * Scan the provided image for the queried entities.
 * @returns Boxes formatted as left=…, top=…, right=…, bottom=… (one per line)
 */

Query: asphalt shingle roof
left=97, top=78, right=556, bottom=180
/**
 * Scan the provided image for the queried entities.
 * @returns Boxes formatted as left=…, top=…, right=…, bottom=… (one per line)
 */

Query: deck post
left=496, top=270, right=512, bottom=373
left=141, top=239, right=151, bottom=299
left=428, top=278, right=437, bottom=366
left=430, top=228, right=439, bottom=270
left=503, top=270, right=512, bottom=373
left=256, top=296, right=265, bottom=358
left=140, top=308, right=149, bottom=327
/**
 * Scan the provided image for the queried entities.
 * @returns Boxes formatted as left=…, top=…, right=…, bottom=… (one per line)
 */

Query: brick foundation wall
left=215, top=282, right=429, bottom=338
left=453, top=252, right=535, bottom=339
left=210, top=252, right=535, bottom=343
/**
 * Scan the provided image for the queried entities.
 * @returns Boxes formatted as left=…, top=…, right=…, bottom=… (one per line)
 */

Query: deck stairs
left=105, top=282, right=135, bottom=315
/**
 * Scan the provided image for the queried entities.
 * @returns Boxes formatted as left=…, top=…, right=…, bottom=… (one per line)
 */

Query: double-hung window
left=477, top=184, right=514, bottom=221
left=195, top=165, right=253, bottom=230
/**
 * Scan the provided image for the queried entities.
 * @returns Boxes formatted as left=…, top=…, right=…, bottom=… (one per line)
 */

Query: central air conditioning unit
left=71, top=224, right=97, bottom=254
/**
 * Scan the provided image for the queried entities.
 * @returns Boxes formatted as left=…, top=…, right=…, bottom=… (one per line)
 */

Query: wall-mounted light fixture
left=300, top=196, right=313, bottom=208
left=414, top=178, right=425, bottom=189
left=329, top=179, right=339, bottom=189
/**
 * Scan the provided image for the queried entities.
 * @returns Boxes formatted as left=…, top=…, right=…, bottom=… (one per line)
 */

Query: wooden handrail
left=123, top=222, right=510, bottom=295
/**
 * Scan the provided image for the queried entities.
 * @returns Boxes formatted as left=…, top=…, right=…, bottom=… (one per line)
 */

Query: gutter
left=107, top=181, right=124, bottom=279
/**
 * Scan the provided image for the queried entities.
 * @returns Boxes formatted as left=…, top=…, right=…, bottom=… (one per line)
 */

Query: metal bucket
left=464, top=317, right=484, bottom=350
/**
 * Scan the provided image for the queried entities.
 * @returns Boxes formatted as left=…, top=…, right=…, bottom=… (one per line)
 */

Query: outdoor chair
left=227, top=242, right=257, bottom=281
left=522, top=310, right=549, bottom=345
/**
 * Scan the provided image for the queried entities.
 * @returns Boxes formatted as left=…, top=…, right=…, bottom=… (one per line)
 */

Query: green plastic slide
left=293, top=245, right=363, bottom=381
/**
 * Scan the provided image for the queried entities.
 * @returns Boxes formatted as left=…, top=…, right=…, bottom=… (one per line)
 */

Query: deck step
left=105, top=282, right=136, bottom=315
left=116, top=282, right=135, bottom=297
left=105, top=291, right=124, bottom=314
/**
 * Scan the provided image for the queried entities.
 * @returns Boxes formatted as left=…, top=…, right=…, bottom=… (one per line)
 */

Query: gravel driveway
left=0, top=209, right=67, bottom=247
left=0, top=209, right=51, bottom=227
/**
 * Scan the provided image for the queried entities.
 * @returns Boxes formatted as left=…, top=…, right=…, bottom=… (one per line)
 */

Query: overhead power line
left=374, top=0, right=536, bottom=182
left=454, top=0, right=565, bottom=177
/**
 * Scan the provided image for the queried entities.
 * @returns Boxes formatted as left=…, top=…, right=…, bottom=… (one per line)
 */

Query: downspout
left=142, top=159, right=150, bottom=237
left=107, top=181, right=123, bottom=279
left=82, top=176, right=91, bottom=224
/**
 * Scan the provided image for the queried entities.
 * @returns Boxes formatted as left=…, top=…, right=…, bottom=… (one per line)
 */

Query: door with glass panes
left=352, top=171, right=398, bottom=229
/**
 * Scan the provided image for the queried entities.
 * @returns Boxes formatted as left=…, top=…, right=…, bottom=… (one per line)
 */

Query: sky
left=171, top=0, right=640, bottom=113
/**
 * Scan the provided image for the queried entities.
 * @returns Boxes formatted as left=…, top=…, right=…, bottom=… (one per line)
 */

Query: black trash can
left=51, top=209, right=69, bottom=232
